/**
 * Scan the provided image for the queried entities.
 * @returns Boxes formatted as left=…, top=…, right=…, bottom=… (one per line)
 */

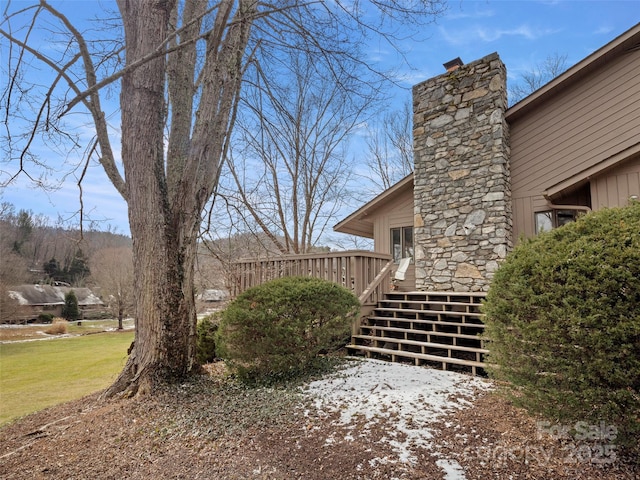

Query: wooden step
left=367, top=316, right=485, bottom=331
left=352, top=334, right=488, bottom=354
left=347, top=344, right=485, bottom=375
left=378, top=300, right=483, bottom=312
left=384, top=291, right=485, bottom=301
left=382, top=293, right=484, bottom=311
left=360, top=324, right=483, bottom=342
left=374, top=307, right=484, bottom=319
left=349, top=291, right=488, bottom=376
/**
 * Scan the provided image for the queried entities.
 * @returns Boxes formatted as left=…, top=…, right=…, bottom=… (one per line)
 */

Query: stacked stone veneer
left=412, top=53, right=512, bottom=292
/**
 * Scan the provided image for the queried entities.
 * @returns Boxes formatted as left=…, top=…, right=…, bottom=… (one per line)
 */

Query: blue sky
left=1, top=1, right=638, bottom=236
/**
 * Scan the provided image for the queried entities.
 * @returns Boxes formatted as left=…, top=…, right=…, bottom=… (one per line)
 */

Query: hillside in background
left=0, top=202, right=321, bottom=322
left=0, top=203, right=131, bottom=286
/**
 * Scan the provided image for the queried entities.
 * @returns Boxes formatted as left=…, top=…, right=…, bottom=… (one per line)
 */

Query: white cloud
left=439, top=24, right=560, bottom=46
left=444, top=5, right=496, bottom=21
left=594, top=24, right=615, bottom=35
left=393, top=69, right=434, bottom=87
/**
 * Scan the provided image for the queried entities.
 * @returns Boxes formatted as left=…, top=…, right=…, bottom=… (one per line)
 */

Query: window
left=391, top=226, right=413, bottom=263
left=535, top=209, right=580, bottom=234
left=556, top=209, right=578, bottom=227
left=534, top=211, right=553, bottom=233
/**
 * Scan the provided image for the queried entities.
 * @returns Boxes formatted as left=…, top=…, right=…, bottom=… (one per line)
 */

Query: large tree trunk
left=103, top=0, right=254, bottom=398
left=104, top=0, right=198, bottom=397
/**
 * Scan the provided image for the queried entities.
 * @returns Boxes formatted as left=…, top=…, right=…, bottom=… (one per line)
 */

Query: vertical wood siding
left=373, top=193, right=416, bottom=289
left=591, top=156, right=640, bottom=208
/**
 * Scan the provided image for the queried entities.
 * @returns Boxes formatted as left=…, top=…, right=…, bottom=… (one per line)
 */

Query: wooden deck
left=231, top=253, right=487, bottom=376
left=348, top=291, right=487, bottom=375
left=231, top=250, right=394, bottom=316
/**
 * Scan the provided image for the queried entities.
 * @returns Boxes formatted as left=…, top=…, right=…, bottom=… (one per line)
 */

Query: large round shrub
left=216, top=276, right=359, bottom=382
left=484, top=202, right=640, bottom=451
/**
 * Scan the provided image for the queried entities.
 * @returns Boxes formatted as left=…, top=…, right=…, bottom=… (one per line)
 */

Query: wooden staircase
left=347, top=291, right=488, bottom=376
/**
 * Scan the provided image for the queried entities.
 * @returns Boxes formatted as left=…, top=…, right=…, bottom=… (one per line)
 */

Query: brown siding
left=373, top=214, right=388, bottom=253
left=372, top=192, right=414, bottom=253
left=372, top=190, right=415, bottom=289
left=509, top=49, right=640, bottom=238
left=591, top=156, right=640, bottom=208
left=512, top=197, right=534, bottom=239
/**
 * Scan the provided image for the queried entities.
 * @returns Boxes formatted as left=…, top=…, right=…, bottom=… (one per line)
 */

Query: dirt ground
left=1, top=363, right=637, bottom=480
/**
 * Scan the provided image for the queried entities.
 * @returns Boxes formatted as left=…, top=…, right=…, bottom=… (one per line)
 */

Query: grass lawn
left=0, top=331, right=134, bottom=425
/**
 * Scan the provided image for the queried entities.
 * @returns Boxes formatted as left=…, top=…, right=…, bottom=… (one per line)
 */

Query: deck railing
left=231, top=250, right=393, bottom=314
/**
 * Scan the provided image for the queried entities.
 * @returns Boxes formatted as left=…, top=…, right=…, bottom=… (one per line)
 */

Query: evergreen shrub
left=37, top=313, right=55, bottom=323
left=483, top=202, right=640, bottom=454
left=216, top=276, right=359, bottom=383
left=61, top=290, right=79, bottom=321
left=196, top=313, right=220, bottom=364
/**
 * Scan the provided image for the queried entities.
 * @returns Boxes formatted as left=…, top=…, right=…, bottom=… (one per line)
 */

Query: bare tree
left=0, top=243, right=29, bottom=323
left=200, top=230, right=281, bottom=294
left=0, top=201, right=131, bottom=285
left=509, top=52, right=568, bottom=104
left=91, top=247, right=133, bottom=330
left=2, top=0, right=445, bottom=396
left=0, top=244, right=29, bottom=285
left=215, top=47, right=372, bottom=254
left=0, top=206, right=51, bottom=279
left=364, top=100, right=414, bottom=191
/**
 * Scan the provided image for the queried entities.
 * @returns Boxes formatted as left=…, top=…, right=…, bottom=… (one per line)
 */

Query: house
left=232, top=24, right=640, bottom=373
left=196, top=289, right=228, bottom=303
left=335, top=22, right=640, bottom=293
left=7, top=284, right=104, bottom=322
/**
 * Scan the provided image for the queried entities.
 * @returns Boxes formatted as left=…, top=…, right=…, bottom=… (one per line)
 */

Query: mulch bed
left=1, top=367, right=637, bottom=479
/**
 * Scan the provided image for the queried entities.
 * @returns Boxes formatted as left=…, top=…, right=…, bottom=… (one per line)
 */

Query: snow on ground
left=301, top=358, right=492, bottom=477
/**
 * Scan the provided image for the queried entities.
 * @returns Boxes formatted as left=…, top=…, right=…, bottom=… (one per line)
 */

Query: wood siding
left=372, top=188, right=416, bottom=289
left=509, top=48, right=640, bottom=239
left=591, top=155, right=640, bottom=208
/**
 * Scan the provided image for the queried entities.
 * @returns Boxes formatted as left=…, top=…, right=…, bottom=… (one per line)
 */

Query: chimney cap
left=443, top=57, right=464, bottom=72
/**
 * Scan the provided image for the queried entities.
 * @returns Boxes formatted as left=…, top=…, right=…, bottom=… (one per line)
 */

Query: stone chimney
left=412, top=53, right=512, bottom=292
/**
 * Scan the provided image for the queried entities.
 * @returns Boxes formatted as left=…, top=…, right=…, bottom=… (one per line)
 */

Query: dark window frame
left=534, top=209, right=581, bottom=234
left=390, top=226, right=414, bottom=263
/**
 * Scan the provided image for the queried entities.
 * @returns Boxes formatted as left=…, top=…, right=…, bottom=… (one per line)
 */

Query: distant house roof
left=196, top=289, right=228, bottom=302
left=334, top=173, right=414, bottom=238
left=8, top=285, right=104, bottom=307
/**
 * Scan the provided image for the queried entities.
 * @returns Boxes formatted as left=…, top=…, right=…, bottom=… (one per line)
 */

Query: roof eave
left=544, top=142, right=640, bottom=200
left=333, top=173, right=414, bottom=238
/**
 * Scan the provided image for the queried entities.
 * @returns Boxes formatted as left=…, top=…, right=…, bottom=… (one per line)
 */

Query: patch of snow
left=81, top=292, right=104, bottom=305
left=7, top=291, right=28, bottom=305
left=301, top=358, right=492, bottom=472
left=436, top=458, right=467, bottom=479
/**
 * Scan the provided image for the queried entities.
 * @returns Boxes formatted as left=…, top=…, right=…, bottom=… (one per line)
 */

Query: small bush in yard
left=196, top=313, right=220, bottom=364
left=216, top=276, right=360, bottom=383
left=483, top=201, right=640, bottom=457
left=44, top=318, right=68, bottom=335
left=38, top=313, right=54, bottom=323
